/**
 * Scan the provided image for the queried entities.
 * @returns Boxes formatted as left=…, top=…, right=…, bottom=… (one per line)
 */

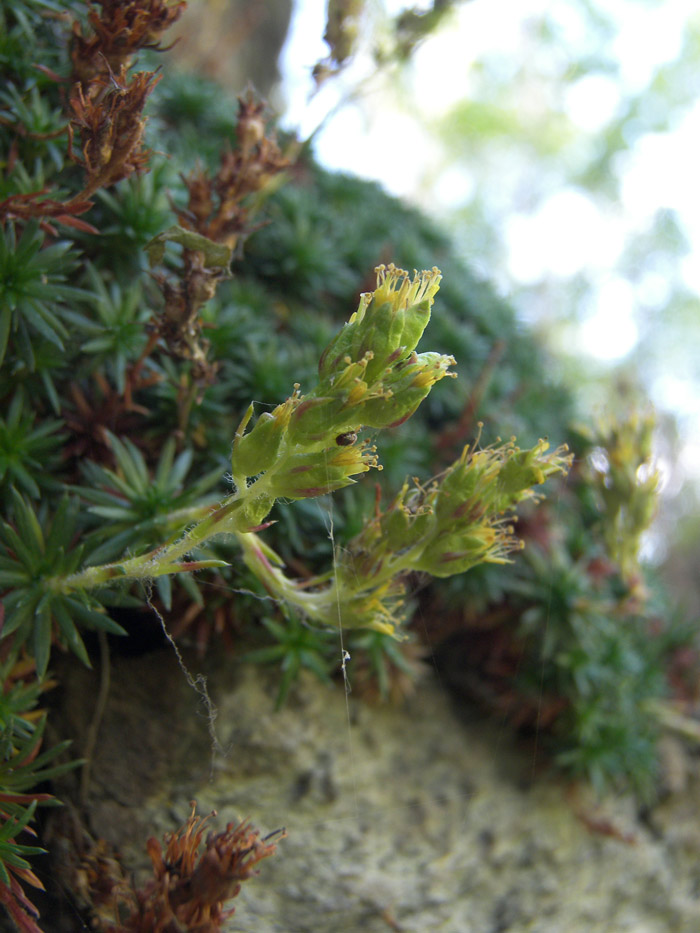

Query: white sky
left=279, top=0, right=700, bottom=369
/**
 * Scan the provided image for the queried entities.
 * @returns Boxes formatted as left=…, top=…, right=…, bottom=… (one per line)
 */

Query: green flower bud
left=360, top=390, right=423, bottom=429
left=286, top=396, right=344, bottom=445
left=269, top=443, right=380, bottom=500
left=232, top=394, right=296, bottom=478
left=435, top=459, right=491, bottom=524
left=233, top=411, right=286, bottom=476
left=328, top=354, right=370, bottom=392
left=415, top=523, right=515, bottom=577
left=351, top=300, right=407, bottom=384
left=374, top=483, right=436, bottom=552
left=317, top=265, right=441, bottom=384
left=288, top=358, right=385, bottom=445
left=331, top=578, right=405, bottom=636
left=360, top=350, right=456, bottom=429
left=318, top=293, right=372, bottom=380
left=399, top=298, right=433, bottom=360
left=404, top=351, right=457, bottom=389
left=496, top=440, right=550, bottom=501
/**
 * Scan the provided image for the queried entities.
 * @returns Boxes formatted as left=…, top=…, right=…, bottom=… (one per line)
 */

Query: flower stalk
left=48, top=266, right=570, bottom=636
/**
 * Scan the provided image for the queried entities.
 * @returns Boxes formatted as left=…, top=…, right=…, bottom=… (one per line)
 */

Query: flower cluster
left=112, top=804, right=283, bottom=933
left=68, top=66, right=161, bottom=199
left=176, top=91, right=290, bottom=253
left=588, top=412, right=659, bottom=581
left=52, top=265, right=570, bottom=631
left=343, top=436, right=570, bottom=581
left=237, top=437, right=571, bottom=637
left=70, top=0, right=186, bottom=85
left=232, top=265, right=455, bottom=507
left=0, top=0, right=184, bottom=233
left=146, top=92, right=289, bottom=381
left=68, top=1, right=185, bottom=200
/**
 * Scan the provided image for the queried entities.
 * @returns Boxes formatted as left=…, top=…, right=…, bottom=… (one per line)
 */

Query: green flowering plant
left=45, top=264, right=569, bottom=638
left=0, top=0, right=693, bottom=928
left=240, top=430, right=569, bottom=636
left=587, top=411, right=660, bottom=582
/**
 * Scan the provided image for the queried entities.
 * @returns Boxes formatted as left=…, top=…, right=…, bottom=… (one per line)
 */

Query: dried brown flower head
left=68, top=66, right=161, bottom=198
left=71, top=0, right=186, bottom=87
left=148, top=91, right=289, bottom=379
left=116, top=804, right=284, bottom=933
left=177, top=90, right=290, bottom=252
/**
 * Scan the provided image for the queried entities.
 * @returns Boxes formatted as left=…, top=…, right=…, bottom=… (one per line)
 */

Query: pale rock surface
left=49, top=645, right=700, bottom=932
